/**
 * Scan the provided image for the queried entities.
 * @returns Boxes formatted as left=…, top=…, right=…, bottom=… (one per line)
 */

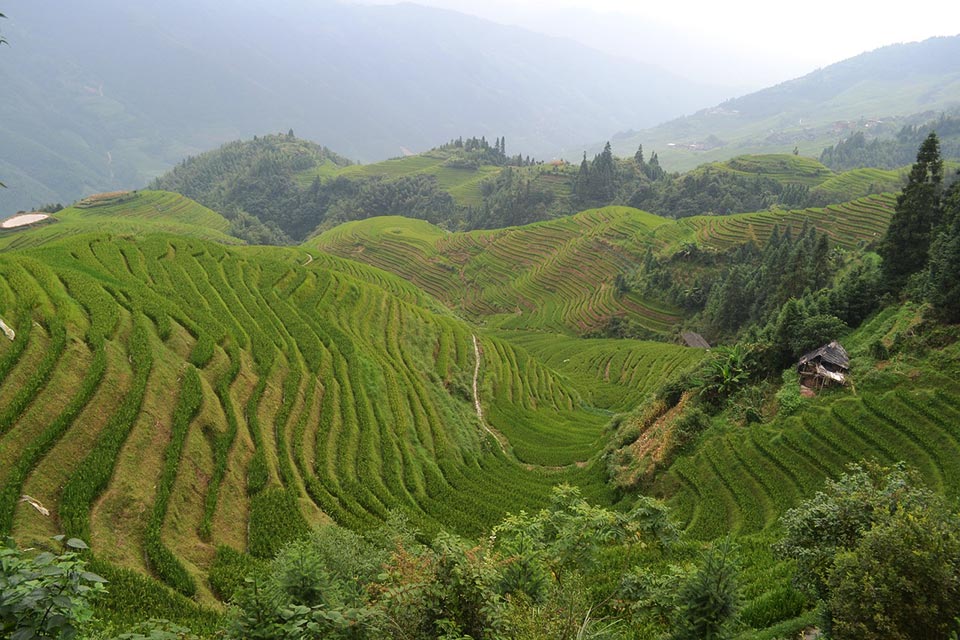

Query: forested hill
left=609, top=35, right=960, bottom=170
left=0, top=0, right=721, bottom=214
left=152, top=134, right=913, bottom=242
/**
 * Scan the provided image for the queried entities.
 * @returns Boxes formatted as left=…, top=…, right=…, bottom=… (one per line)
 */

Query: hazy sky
left=355, top=0, right=960, bottom=90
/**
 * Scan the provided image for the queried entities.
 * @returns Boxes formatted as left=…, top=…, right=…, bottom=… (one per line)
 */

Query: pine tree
left=879, top=132, right=944, bottom=292
left=634, top=144, right=645, bottom=167
left=672, top=539, right=740, bottom=640
left=592, top=142, right=616, bottom=201
left=574, top=152, right=590, bottom=199
left=927, top=177, right=960, bottom=322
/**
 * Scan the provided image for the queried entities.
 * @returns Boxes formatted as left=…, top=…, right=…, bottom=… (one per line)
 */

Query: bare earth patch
left=1, top=213, right=50, bottom=229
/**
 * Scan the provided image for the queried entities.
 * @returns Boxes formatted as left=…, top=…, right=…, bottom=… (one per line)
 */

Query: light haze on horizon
left=354, top=0, right=960, bottom=91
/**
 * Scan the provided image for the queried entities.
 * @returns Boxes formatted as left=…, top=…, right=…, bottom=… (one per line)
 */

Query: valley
left=2, top=8, right=960, bottom=635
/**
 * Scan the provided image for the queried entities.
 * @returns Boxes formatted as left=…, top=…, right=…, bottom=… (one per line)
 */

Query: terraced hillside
left=313, top=195, right=898, bottom=338
left=497, top=331, right=704, bottom=413
left=312, top=207, right=685, bottom=337
left=647, top=192, right=898, bottom=255
left=0, top=212, right=663, bottom=608
left=0, top=190, right=240, bottom=252
left=661, top=305, right=960, bottom=539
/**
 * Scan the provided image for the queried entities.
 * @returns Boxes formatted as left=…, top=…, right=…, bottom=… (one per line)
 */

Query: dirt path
left=472, top=334, right=508, bottom=454
left=302, top=252, right=314, bottom=266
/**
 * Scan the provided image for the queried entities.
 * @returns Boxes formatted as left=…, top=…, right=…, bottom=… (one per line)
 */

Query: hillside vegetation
left=0, top=194, right=704, bottom=625
left=609, top=36, right=960, bottom=170
left=313, top=194, right=898, bottom=340
left=0, top=0, right=723, bottom=213
left=3, top=134, right=960, bottom=638
left=148, top=132, right=909, bottom=242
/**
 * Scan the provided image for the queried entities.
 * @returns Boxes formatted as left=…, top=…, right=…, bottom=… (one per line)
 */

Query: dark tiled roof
left=798, top=341, right=850, bottom=370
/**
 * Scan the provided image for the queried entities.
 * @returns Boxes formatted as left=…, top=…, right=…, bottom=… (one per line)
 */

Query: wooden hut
left=797, top=341, right=850, bottom=390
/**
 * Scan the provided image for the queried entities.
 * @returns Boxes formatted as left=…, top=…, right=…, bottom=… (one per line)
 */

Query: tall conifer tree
left=879, top=132, right=944, bottom=291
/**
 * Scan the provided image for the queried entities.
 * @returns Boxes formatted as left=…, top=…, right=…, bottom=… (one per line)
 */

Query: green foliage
left=207, top=546, right=264, bottom=603
left=0, top=536, right=107, bottom=640
left=106, top=619, right=200, bottom=640
left=493, top=485, right=676, bottom=595
left=820, top=116, right=960, bottom=171
left=671, top=538, right=741, bottom=640
left=247, top=489, right=311, bottom=559
left=773, top=370, right=804, bottom=416
left=775, top=463, right=960, bottom=639
left=927, top=176, right=960, bottom=322
left=879, top=132, right=945, bottom=291
left=694, top=345, right=753, bottom=406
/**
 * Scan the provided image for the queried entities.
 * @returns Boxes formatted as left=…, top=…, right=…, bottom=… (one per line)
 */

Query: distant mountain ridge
left=0, top=0, right=721, bottom=214
left=609, top=35, right=960, bottom=170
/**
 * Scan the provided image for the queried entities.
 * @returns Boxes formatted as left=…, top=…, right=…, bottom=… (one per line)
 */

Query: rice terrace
left=2, top=5, right=960, bottom=639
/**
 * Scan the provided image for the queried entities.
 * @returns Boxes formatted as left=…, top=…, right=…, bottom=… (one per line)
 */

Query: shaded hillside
left=609, top=35, right=960, bottom=170
left=0, top=0, right=721, bottom=213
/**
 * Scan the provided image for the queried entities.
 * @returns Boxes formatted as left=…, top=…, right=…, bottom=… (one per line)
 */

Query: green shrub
left=0, top=536, right=106, bottom=640
left=774, top=370, right=804, bottom=417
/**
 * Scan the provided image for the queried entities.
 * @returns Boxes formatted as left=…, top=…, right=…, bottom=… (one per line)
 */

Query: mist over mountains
left=608, top=35, right=960, bottom=170
left=0, top=0, right=723, bottom=213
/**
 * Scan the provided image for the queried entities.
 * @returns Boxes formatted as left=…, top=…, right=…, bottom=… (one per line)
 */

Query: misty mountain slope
left=0, top=0, right=721, bottom=214
left=610, top=35, right=960, bottom=170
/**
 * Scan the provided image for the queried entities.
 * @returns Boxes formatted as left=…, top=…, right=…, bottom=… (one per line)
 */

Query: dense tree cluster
left=469, top=167, right=557, bottom=228
left=776, top=464, right=960, bottom=639
left=571, top=143, right=833, bottom=218
left=437, top=136, right=513, bottom=168
left=152, top=134, right=460, bottom=241
left=878, top=131, right=960, bottom=321
left=819, top=113, right=960, bottom=171
left=4, top=489, right=751, bottom=640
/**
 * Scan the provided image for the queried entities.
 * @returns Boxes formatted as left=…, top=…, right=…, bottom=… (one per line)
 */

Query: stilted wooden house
left=798, top=341, right=849, bottom=390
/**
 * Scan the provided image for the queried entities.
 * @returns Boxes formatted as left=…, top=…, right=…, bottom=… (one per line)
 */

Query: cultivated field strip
left=494, top=331, right=705, bottom=412
left=0, top=191, right=240, bottom=253
left=0, top=230, right=615, bottom=601
left=664, top=383, right=960, bottom=541
left=681, top=193, right=896, bottom=252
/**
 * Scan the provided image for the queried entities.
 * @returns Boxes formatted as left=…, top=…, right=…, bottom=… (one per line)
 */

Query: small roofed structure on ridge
left=797, top=341, right=849, bottom=391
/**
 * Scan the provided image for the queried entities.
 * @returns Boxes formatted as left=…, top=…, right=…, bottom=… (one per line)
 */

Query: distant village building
left=798, top=341, right=850, bottom=391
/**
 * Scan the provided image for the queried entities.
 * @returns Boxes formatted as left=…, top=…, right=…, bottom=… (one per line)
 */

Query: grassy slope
left=0, top=186, right=935, bottom=637
left=294, top=150, right=579, bottom=209
left=312, top=207, right=683, bottom=336
left=295, top=151, right=502, bottom=207
left=648, top=193, right=898, bottom=256
left=0, top=190, right=240, bottom=252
